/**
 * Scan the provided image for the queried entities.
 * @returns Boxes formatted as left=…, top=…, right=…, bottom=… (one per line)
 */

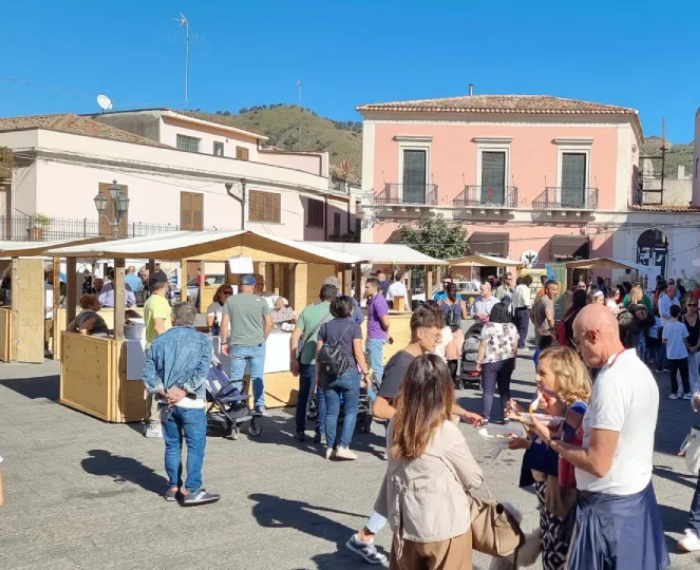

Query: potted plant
left=28, top=213, right=51, bottom=241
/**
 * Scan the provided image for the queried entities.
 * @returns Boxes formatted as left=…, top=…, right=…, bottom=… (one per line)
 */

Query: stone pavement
left=0, top=349, right=699, bottom=569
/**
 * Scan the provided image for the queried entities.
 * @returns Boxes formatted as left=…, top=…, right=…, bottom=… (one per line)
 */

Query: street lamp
left=94, top=179, right=129, bottom=238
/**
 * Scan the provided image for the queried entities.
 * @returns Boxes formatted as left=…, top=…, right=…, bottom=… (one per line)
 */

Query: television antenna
left=173, top=13, right=190, bottom=109
left=296, top=79, right=302, bottom=150
left=96, top=94, right=113, bottom=112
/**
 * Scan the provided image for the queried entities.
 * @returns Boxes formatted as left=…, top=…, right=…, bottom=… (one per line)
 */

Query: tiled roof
left=356, top=94, right=639, bottom=116
left=629, top=205, right=700, bottom=212
left=174, top=111, right=267, bottom=139
left=0, top=114, right=167, bottom=148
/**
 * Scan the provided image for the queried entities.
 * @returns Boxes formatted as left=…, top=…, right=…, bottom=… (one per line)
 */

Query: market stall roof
left=0, top=237, right=103, bottom=258
left=304, top=242, right=448, bottom=266
left=447, top=253, right=524, bottom=268
left=45, top=230, right=364, bottom=265
left=564, top=257, right=649, bottom=271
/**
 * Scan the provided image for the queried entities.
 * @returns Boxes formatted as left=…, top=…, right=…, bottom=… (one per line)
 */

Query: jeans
left=296, top=363, right=325, bottom=435
left=689, top=471, right=700, bottom=536
left=161, top=406, right=207, bottom=494
left=636, top=332, right=646, bottom=361
left=668, top=357, right=690, bottom=395
left=481, top=358, right=515, bottom=420
left=323, top=368, right=360, bottom=449
left=365, top=510, right=388, bottom=534
left=230, top=343, right=266, bottom=410
left=689, top=351, right=700, bottom=394
left=657, top=342, right=667, bottom=370
left=366, top=339, right=387, bottom=388
left=513, top=308, right=529, bottom=349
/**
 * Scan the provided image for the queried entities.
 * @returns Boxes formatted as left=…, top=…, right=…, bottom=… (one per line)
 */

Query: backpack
left=442, top=300, right=461, bottom=331
left=317, top=324, right=354, bottom=377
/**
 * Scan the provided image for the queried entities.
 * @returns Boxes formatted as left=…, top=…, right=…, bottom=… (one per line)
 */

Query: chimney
left=469, top=83, right=474, bottom=96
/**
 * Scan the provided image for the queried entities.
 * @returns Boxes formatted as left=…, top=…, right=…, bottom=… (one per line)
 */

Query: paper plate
left=517, top=413, right=564, bottom=428
left=477, top=423, right=527, bottom=441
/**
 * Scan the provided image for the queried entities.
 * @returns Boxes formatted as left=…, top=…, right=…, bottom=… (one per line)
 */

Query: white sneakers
left=678, top=529, right=700, bottom=552
left=325, top=447, right=358, bottom=460
left=145, top=425, right=163, bottom=439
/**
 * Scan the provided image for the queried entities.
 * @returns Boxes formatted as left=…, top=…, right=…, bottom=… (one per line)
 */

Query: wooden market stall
left=0, top=238, right=101, bottom=363
left=306, top=241, right=449, bottom=364
left=47, top=230, right=365, bottom=423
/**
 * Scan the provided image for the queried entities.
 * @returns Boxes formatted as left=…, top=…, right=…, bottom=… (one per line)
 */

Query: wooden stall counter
left=60, top=332, right=146, bottom=423
left=0, top=307, right=13, bottom=362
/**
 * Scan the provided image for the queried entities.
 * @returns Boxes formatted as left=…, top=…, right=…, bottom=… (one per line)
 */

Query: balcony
left=533, top=187, right=598, bottom=211
left=373, top=183, right=438, bottom=207
left=453, top=186, right=518, bottom=209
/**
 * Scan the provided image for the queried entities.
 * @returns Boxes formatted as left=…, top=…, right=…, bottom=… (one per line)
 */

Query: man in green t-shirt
left=289, top=283, right=337, bottom=442
left=221, top=275, right=273, bottom=416
left=143, top=274, right=173, bottom=438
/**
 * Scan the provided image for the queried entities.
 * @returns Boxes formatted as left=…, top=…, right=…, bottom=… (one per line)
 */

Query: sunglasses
left=222, top=290, right=233, bottom=296
left=688, top=304, right=698, bottom=308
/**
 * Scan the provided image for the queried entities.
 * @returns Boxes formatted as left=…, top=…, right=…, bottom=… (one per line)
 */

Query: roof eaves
left=164, top=110, right=269, bottom=141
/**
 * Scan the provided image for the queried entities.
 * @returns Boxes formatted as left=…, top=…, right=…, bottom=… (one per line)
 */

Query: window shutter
left=236, top=147, right=249, bottom=161
left=402, top=150, right=426, bottom=204
left=561, top=153, right=586, bottom=207
left=481, top=151, right=506, bottom=204
left=192, top=192, right=204, bottom=230
left=248, top=190, right=280, bottom=223
left=180, top=192, right=193, bottom=230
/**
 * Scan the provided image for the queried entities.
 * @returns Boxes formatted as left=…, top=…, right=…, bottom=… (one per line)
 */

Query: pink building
left=358, top=94, right=651, bottom=276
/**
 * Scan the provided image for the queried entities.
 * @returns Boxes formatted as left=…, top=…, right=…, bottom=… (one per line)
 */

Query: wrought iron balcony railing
left=532, top=187, right=598, bottom=210
left=373, top=183, right=438, bottom=207
left=453, top=186, right=518, bottom=209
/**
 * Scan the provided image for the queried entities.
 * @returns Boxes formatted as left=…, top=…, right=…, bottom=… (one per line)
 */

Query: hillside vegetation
left=188, top=105, right=362, bottom=181
left=641, top=138, right=694, bottom=178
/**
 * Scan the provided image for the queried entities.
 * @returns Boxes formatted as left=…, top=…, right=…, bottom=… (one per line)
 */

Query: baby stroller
left=204, top=359, right=263, bottom=440
left=459, top=322, right=484, bottom=388
left=307, top=387, right=374, bottom=434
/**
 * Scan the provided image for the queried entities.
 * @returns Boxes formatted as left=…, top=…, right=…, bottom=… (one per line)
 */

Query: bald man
left=530, top=304, right=668, bottom=569
left=470, top=282, right=498, bottom=323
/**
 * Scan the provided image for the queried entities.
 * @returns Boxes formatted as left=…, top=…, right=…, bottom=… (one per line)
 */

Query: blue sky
left=1, top=1, right=698, bottom=142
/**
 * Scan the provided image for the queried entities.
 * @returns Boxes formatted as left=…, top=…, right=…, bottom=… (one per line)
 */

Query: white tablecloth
left=125, top=339, right=146, bottom=381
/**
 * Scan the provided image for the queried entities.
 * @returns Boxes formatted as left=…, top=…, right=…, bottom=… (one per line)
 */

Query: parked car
left=174, top=274, right=227, bottom=303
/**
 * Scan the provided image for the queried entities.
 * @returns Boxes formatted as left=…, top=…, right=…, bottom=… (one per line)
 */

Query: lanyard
left=601, top=349, right=626, bottom=372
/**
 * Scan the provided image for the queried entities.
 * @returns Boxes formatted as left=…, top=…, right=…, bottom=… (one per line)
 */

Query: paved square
left=0, top=349, right=699, bottom=569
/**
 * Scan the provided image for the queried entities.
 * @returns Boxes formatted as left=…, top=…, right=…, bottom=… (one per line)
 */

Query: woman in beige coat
left=374, top=354, right=484, bottom=570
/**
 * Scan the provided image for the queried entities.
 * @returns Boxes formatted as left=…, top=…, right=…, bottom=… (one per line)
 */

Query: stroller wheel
left=307, top=398, right=318, bottom=420
left=231, top=426, right=240, bottom=440
left=248, top=419, right=263, bottom=437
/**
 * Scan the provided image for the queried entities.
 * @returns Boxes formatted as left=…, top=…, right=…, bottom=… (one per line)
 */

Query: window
left=480, top=151, right=506, bottom=204
left=180, top=191, right=204, bottom=230
left=333, top=212, right=341, bottom=237
left=307, top=198, right=325, bottom=228
left=249, top=190, right=281, bottom=224
left=213, top=142, right=224, bottom=157
left=176, top=134, right=201, bottom=153
left=236, top=146, right=249, bottom=161
left=561, top=153, right=587, bottom=207
left=402, top=149, right=427, bottom=203
left=97, top=183, right=128, bottom=237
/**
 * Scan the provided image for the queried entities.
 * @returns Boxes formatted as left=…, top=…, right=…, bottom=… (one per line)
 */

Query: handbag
left=440, top=456, right=524, bottom=557
left=681, top=425, right=700, bottom=474
left=297, top=313, right=332, bottom=364
left=468, top=483, right=525, bottom=557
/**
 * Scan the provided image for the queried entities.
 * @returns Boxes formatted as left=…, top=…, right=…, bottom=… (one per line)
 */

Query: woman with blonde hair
left=624, top=283, right=653, bottom=312
left=507, top=347, right=591, bottom=570
left=374, top=354, right=483, bottom=569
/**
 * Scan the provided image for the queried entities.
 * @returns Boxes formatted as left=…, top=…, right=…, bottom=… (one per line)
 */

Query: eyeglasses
left=570, top=330, right=590, bottom=348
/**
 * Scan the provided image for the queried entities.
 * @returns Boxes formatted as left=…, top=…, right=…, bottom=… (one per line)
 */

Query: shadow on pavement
left=81, top=449, right=168, bottom=495
left=0, top=374, right=59, bottom=400
left=250, top=493, right=378, bottom=566
left=654, top=465, right=698, bottom=491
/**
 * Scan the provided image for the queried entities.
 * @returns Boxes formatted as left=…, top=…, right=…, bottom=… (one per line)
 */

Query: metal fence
left=0, top=216, right=234, bottom=242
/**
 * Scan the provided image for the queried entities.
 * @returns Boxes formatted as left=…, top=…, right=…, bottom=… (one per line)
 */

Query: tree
left=400, top=215, right=466, bottom=260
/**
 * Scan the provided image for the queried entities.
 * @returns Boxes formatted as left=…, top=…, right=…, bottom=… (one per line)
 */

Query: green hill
left=641, top=138, right=695, bottom=178
left=187, top=105, right=362, bottom=181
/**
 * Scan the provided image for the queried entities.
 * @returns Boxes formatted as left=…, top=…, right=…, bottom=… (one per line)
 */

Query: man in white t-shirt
left=529, top=303, right=668, bottom=570
left=386, top=275, right=408, bottom=309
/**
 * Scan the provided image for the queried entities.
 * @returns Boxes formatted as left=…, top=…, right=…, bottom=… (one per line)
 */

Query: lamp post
left=94, top=180, right=130, bottom=239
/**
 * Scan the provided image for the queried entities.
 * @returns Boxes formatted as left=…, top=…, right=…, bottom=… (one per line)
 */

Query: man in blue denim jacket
left=142, top=302, right=220, bottom=506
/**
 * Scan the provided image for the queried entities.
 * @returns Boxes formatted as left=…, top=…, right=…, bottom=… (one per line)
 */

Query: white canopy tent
left=446, top=253, right=525, bottom=268
left=304, top=242, right=448, bottom=266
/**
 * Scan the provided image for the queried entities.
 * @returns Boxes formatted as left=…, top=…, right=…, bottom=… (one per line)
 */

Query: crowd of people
left=134, top=266, right=700, bottom=568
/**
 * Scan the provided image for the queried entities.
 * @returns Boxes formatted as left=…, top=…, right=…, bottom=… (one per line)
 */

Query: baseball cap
left=240, top=275, right=256, bottom=286
left=149, top=272, right=168, bottom=287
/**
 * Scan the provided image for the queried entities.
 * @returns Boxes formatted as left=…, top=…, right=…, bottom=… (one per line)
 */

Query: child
left=507, top=347, right=591, bottom=570
left=662, top=304, right=692, bottom=399
left=646, top=307, right=662, bottom=364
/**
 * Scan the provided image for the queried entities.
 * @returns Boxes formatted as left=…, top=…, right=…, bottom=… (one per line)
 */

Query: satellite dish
left=97, top=95, right=113, bottom=112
